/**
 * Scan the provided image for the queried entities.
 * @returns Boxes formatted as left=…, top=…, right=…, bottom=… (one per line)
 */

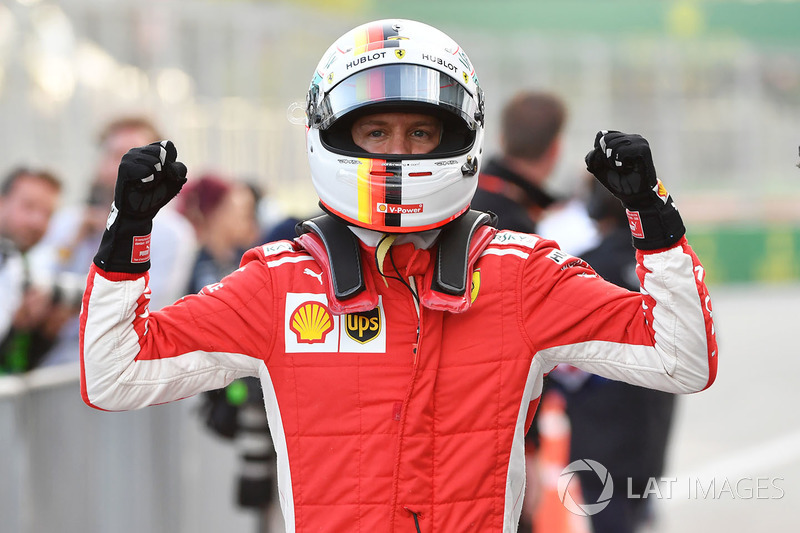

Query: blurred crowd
left=0, top=114, right=304, bottom=375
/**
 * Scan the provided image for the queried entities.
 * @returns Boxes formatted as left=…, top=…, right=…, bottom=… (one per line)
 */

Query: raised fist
left=94, top=140, right=188, bottom=273
left=584, top=131, right=662, bottom=209
left=585, top=130, right=684, bottom=250
left=115, top=140, right=187, bottom=219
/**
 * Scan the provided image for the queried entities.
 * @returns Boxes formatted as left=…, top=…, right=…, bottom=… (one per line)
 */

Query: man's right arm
left=80, top=141, right=269, bottom=411
left=80, top=261, right=270, bottom=411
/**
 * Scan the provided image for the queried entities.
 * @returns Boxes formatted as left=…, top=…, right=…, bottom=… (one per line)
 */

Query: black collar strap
left=296, top=210, right=497, bottom=303
left=296, top=215, right=365, bottom=300
left=433, top=210, right=497, bottom=295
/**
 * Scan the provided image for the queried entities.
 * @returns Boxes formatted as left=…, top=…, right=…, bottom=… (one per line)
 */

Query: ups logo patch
left=345, top=307, right=382, bottom=344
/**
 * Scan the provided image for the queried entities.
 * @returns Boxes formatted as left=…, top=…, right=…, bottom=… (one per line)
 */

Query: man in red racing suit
left=79, top=19, right=716, bottom=533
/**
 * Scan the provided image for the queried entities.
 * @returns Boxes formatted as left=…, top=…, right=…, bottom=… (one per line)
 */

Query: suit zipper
left=393, top=271, right=424, bottom=531
left=409, top=276, right=421, bottom=364
left=410, top=278, right=423, bottom=532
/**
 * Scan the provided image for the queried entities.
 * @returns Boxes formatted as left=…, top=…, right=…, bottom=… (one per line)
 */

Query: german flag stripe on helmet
left=384, top=160, right=402, bottom=227
left=353, top=22, right=400, bottom=56
left=357, top=157, right=378, bottom=226
left=356, top=158, right=405, bottom=228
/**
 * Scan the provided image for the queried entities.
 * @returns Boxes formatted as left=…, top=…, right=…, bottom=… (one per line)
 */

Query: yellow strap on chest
left=375, top=234, right=398, bottom=287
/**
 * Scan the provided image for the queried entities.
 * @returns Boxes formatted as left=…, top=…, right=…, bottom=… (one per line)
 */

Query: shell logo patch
left=289, top=301, right=334, bottom=344
left=654, top=179, right=669, bottom=203
left=344, top=307, right=382, bottom=344
left=284, top=294, right=386, bottom=353
left=470, top=270, right=481, bottom=304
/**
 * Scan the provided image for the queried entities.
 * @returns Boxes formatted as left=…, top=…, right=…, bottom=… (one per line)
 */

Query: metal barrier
left=0, top=363, right=281, bottom=533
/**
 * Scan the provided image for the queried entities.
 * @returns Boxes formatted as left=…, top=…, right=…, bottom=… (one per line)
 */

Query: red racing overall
left=80, top=229, right=716, bottom=532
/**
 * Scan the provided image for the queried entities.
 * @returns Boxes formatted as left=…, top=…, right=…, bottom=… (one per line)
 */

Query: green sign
left=688, top=226, right=800, bottom=284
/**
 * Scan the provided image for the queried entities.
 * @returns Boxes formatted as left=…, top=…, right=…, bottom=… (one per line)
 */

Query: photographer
left=0, top=167, right=68, bottom=374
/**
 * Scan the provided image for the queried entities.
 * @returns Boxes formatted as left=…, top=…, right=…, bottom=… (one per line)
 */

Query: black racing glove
left=585, top=130, right=685, bottom=250
left=94, top=140, right=187, bottom=273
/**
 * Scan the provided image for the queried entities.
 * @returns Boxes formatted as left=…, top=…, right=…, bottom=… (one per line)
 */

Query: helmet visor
left=317, top=64, right=479, bottom=131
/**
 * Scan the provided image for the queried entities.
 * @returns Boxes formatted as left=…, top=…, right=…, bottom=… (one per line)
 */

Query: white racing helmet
left=305, top=19, right=485, bottom=233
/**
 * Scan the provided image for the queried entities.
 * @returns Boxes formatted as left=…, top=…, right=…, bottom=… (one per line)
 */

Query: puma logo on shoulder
left=304, top=268, right=323, bottom=285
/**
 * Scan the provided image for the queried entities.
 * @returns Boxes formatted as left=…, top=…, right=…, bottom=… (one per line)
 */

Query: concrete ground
left=652, top=283, right=800, bottom=533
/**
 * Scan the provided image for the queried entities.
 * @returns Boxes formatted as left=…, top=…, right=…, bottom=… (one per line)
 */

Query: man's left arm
left=524, top=131, right=717, bottom=393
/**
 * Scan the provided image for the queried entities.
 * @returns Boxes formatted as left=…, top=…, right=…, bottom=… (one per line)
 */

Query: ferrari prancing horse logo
left=470, top=269, right=481, bottom=304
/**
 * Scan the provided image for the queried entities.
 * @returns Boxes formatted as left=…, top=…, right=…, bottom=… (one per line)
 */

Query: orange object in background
left=531, top=390, right=591, bottom=533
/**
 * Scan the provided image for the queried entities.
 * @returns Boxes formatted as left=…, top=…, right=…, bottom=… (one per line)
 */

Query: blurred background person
left=0, top=167, right=68, bottom=373
left=253, top=181, right=321, bottom=246
left=549, top=178, right=677, bottom=533
left=471, top=90, right=573, bottom=533
left=180, top=173, right=261, bottom=294
left=32, top=115, right=197, bottom=367
left=472, top=91, right=566, bottom=231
